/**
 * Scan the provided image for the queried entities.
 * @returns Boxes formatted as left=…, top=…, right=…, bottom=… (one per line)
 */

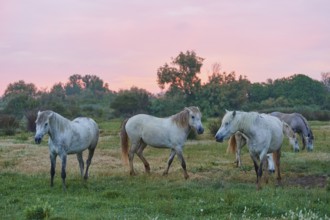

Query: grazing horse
left=215, top=110, right=283, bottom=190
left=227, top=121, right=297, bottom=171
left=270, top=112, right=314, bottom=152
left=34, top=110, right=99, bottom=190
left=120, top=106, right=204, bottom=179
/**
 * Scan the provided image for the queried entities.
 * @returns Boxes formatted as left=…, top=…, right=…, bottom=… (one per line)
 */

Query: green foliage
left=207, top=118, right=221, bottom=136
left=157, top=50, right=203, bottom=106
left=110, top=87, right=153, bottom=117
left=24, top=199, right=53, bottom=220
left=0, top=114, right=19, bottom=135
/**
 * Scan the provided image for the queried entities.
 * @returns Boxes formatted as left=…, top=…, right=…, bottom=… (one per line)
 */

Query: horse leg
left=128, top=142, right=139, bottom=176
left=301, top=133, right=306, bottom=150
left=236, top=135, right=243, bottom=168
left=76, top=152, right=84, bottom=177
left=273, top=150, right=282, bottom=186
left=136, top=142, right=150, bottom=173
left=263, top=155, right=269, bottom=184
left=251, top=154, right=262, bottom=190
left=84, top=147, right=95, bottom=180
left=176, top=149, right=189, bottom=179
left=252, top=159, right=259, bottom=187
left=60, top=154, right=67, bottom=191
left=163, top=149, right=176, bottom=176
left=50, top=153, right=57, bottom=187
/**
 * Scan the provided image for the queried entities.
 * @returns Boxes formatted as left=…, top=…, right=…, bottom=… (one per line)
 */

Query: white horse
left=34, top=110, right=99, bottom=190
left=120, top=106, right=204, bottom=179
left=227, top=121, right=297, bottom=172
left=270, top=112, right=314, bottom=152
left=215, top=110, right=283, bottom=190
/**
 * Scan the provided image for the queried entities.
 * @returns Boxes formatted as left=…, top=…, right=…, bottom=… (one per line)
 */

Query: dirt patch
left=285, top=175, right=328, bottom=188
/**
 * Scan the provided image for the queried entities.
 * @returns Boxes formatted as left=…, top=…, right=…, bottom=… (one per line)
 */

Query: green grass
left=0, top=119, right=329, bottom=219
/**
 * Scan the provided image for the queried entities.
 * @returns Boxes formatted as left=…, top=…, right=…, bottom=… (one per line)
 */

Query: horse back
left=69, top=117, right=99, bottom=151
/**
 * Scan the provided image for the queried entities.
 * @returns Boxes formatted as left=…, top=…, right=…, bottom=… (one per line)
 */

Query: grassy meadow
left=0, top=119, right=329, bottom=219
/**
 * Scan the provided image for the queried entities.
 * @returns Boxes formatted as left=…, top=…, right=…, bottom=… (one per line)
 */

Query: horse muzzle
left=197, top=127, right=204, bottom=134
left=35, top=136, right=42, bottom=144
left=215, top=135, right=224, bottom=142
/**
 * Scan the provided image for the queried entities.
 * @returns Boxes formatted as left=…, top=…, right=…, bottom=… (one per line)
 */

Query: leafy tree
left=110, top=87, right=153, bottom=117
left=198, top=64, right=250, bottom=117
left=157, top=50, right=203, bottom=105
left=3, top=80, right=37, bottom=99
left=2, top=81, right=39, bottom=118
left=321, top=72, right=330, bottom=92
left=64, top=74, right=83, bottom=96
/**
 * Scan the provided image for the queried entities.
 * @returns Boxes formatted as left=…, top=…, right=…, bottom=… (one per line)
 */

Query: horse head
left=185, top=106, right=204, bottom=134
left=35, top=110, right=54, bottom=144
left=215, top=110, right=238, bottom=142
left=305, top=131, right=314, bottom=152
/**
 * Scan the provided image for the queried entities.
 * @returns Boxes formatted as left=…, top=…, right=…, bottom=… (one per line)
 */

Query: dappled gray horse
left=270, top=112, right=314, bottom=152
left=34, top=110, right=99, bottom=190
left=216, top=111, right=284, bottom=190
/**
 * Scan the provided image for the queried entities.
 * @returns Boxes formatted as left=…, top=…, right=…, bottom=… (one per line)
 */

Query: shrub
left=208, top=118, right=221, bottom=136
left=0, top=114, right=19, bottom=135
left=25, top=110, right=37, bottom=132
left=24, top=199, right=53, bottom=220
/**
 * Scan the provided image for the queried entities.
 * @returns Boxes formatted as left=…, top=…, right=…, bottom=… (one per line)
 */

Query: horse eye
left=191, top=115, right=195, bottom=119
left=225, top=122, right=229, bottom=126
left=45, top=123, right=48, bottom=127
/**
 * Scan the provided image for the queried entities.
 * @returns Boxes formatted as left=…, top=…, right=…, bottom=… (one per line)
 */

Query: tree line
left=0, top=50, right=329, bottom=135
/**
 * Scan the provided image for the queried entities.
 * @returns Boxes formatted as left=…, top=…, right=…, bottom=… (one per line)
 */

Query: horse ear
left=184, top=107, right=192, bottom=113
left=37, top=111, right=41, bottom=116
left=49, top=112, right=54, bottom=118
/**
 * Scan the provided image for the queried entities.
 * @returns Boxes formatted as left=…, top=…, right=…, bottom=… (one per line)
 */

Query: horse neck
left=234, top=112, right=258, bottom=138
left=48, top=113, right=72, bottom=138
left=296, top=114, right=310, bottom=136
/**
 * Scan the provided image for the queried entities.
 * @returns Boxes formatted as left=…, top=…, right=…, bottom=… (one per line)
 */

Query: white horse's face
left=215, top=110, right=238, bottom=142
left=35, top=111, right=53, bottom=144
left=187, top=108, right=204, bottom=134
left=305, top=133, right=314, bottom=151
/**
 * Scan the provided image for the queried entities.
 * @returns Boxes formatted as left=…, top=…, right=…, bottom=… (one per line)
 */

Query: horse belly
left=141, top=128, right=173, bottom=148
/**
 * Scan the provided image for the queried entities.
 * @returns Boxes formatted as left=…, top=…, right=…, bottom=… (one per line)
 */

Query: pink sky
left=1, top=0, right=329, bottom=96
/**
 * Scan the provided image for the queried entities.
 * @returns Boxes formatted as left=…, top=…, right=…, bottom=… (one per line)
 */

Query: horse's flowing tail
left=120, top=119, right=129, bottom=164
left=227, top=135, right=237, bottom=154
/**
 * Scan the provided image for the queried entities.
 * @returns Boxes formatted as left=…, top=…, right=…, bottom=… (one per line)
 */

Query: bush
left=0, top=114, right=19, bottom=135
left=208, top=118, right=221, bottom=136
left=25, top=110, right=37, bottom=132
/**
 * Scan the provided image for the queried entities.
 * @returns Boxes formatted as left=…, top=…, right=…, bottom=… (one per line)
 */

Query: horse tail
left=120, top=118, right=129, bottom=164
left=227, top=135, right=237, bottom=154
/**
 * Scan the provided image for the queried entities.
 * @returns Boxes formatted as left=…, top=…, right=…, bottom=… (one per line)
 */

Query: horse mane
left=235, top=111, right=260, bottom=131
left=171, top=109, right=189, bottom=128
left=38, top=110, right=71, bottom=133
left=171, top=106, right=200, bottom=128
left=295, top=113, right=313, bottom=138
